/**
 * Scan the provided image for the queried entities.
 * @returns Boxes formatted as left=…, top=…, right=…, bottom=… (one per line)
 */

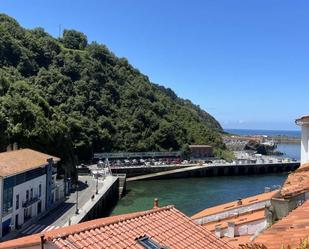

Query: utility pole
left=58, top=24, right=62, bottom=38
left=96, top=174, right=99, bottom=194
left=75, top=183, right=79, bottom=214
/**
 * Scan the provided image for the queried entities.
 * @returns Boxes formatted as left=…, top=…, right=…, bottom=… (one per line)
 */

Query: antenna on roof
left=58, top=24, right=62, bottom=38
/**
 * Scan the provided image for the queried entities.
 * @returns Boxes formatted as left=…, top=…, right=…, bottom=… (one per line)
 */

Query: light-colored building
left=296, top=115, right=309, bottom=164
left=0, top=149, right=60, bottom=238
left=191, top=190, right=277, bottom=247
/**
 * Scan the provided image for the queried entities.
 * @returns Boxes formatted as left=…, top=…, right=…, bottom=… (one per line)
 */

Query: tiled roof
left=254, top=200, right=309, bottom=249
left=0, top=149, right=60, bottom=177
left=191, top=191, right=277, bottom=220
left=203, top=209, right=265, bottom=231
left=0, top=206, right=234, bottom=249
left=223, top=235, right=253, bottom=248
left=280, top=163, right=309, bottom=198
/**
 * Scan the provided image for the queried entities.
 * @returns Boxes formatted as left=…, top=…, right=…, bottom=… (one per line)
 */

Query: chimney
left=227, top=222, right=235, bottom=238
left=40, top=234, right=45, bottom=249
left=153, top=198, right=159, bottom=209
left=215, top=225, right=222, bottom=238
left=13, top=142, right=18, bottom=151
left=6, top=144, right=12, bottom=152
left=237, top=198, right=242, bottom=206
left=264, top=187, right=271, bottom=193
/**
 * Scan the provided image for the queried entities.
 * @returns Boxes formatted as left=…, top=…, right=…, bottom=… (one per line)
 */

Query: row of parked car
left=99, top=158, right=194, bottom=167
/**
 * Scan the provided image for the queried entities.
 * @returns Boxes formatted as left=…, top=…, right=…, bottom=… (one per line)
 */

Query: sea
left=111, top=129, right=301, bottom=216
left=226, top=128, right=301, bottom=160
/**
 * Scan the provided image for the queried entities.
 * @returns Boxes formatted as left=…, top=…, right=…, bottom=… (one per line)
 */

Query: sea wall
left=111, top=165, right=193, bottom=177
left=128, top=162, right=300, bottom=181
left=78, top=177, right=119, bottom=222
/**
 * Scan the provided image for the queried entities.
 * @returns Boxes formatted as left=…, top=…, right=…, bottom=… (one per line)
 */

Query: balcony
left=52, top=166, right=57, bottom=175
left=22, top=196, right=39, bottom=208
left=2, top=207, right=13, bottom=217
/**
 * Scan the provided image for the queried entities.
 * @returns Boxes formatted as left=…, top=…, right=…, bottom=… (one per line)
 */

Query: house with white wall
left=296, top=115, right=309, bottom=164
left=0, top=148, right=61, bottom=238
left=191, top=190, right=278, bottom=247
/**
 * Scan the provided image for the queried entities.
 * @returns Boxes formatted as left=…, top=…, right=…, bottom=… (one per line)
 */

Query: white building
left=296, top=115, right=309, bottom=164
left=0, top=148, right=61, bottom=238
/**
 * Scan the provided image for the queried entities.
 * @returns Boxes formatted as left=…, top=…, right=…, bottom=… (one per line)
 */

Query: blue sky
left=1, top=0, right=308, bottom=130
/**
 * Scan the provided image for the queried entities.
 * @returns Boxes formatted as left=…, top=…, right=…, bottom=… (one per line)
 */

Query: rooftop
left=254, top=200, right=309, bottom=249
left=203, top=209, right=265, bottom=231
left=189, top=144, right=212, bottom=148
left=0, top=206, right=234, bottom=249
left=295, top=114, right=309, bottom=125
left=280, top=162, right=309, bottom=198
left=191, top=190, right=277, bottom=220
left=0, top=149, right=60, bottom=177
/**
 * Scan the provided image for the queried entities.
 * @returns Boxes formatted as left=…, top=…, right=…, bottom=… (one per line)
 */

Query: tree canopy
left=0, top=13, right=227, bottom=175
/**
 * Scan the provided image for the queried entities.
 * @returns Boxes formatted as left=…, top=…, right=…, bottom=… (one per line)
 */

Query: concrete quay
left=16, top=175, right=119, bottom=237
left=111, top=164, right=194, bottom=177
left=127, top=162, right=300, bottom=181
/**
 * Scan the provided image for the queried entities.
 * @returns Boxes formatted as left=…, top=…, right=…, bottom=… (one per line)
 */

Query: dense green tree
left=0, top=13, right=229, bottom=175
left=62, top=29, right=88, bottom=50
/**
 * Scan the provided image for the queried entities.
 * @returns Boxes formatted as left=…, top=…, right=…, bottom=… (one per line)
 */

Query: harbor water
left=112, top=174, right=287, bottom=216
left=111, top=129, right=301, bottom=216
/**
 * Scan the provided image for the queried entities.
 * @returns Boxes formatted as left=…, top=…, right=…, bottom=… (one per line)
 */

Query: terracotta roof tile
left=0, top=206, right=234, bottom=249
left=191, top=190, right=277, bottom=219
left=280, top=163, right=309, bottom=198
left=0, top=149, right=60, bottom=177
left=254, top=200, right=309, bottom=249
left=203, top=209, right=266, bottom=231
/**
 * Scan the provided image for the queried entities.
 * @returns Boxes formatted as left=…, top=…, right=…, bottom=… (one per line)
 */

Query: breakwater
left=127, top=162, right=300, bottom=181
left=111, top=164, right=193, bottom=178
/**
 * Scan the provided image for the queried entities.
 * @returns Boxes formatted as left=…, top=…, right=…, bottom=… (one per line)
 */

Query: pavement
left=18, top=175, right=117, bottom=236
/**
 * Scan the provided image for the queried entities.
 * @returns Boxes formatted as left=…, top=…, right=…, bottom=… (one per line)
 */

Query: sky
left=1, top=0, right=308, bottom=130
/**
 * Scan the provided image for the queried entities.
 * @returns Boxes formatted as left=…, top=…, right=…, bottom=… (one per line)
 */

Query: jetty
left=127, top=161, right=300, bottom=181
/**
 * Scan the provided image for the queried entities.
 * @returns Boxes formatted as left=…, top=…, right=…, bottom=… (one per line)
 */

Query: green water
left=112, top=173, right=288, bottom=216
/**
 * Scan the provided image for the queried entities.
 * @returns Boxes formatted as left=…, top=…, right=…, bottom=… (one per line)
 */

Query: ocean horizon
left=225, top=128, right=301, bottom=138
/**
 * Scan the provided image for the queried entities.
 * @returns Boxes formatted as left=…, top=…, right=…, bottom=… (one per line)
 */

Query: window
left=26, top=190, right=29, bottom=202
left=39, top=184, right=42, bottom=197
left=16, top=194, right=19, bottom=210
left=137, top=236, right=168, bottom=249
left=3, top=187, right=13, bottom=216
left=30, top=188, right=33, bottom=199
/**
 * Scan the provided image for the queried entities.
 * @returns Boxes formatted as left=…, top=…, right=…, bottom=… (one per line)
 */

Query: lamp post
left=75, top=183, right=79, bottom=214
left=96, top=174, right=99, bottom=194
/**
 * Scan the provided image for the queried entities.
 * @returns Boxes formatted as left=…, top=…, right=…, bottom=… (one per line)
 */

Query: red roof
left=0, top=149, right=60, bottom=177
left=0, top=206, right=234, bottom=249
left=280, top=162, right=309, bottom=198
left=254, top=200, right=309, bottom=249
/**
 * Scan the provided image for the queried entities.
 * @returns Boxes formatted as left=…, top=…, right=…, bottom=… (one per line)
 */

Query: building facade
left=0, top=149, right=61, bottom=238
left=296, top=115, right=309, bottom=164
left=189, top=144, right=213, bottom=159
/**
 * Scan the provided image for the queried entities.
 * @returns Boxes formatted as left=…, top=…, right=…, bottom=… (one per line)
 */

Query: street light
left=75, top=183, right=79, bottom=214
left=96, top=174, right=99, bottom=195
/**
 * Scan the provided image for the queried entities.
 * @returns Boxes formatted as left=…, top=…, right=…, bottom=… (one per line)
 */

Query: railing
left=94, top=151, right=182, bottom=159
left=22, top=196, right=39, bottom=208
left=2, top=207, right=13, bottom=216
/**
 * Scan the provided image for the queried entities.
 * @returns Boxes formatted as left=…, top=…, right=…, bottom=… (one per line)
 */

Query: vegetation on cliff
left=0, top=14, right=226, bottom=175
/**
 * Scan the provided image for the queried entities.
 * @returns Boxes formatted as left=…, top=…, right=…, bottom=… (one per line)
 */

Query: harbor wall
left=128, top=162, right=300, bottom=181
left=111, top=165, right=193, bottom=177
left=79, top=177, right=119, bottom=223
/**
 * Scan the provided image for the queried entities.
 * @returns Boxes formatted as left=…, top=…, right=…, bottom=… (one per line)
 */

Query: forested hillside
left=0, top=14, right=227, bottom=174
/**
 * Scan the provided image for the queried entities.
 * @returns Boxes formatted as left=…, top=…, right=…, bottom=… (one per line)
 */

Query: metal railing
left=22, top=196, right=39, bottom=208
